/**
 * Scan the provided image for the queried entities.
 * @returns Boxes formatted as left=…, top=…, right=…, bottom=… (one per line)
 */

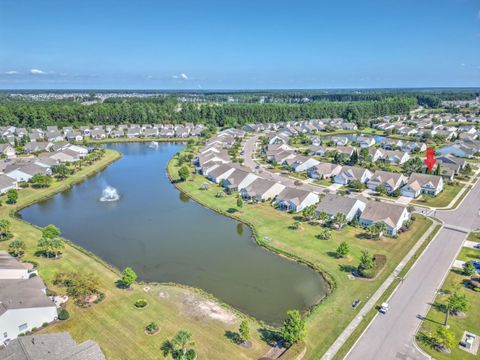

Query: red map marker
left=424, top=147, right=436, bottom=172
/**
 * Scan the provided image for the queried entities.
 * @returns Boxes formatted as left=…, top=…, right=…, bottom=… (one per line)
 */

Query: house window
left=18, top=323, right=28, bottom=332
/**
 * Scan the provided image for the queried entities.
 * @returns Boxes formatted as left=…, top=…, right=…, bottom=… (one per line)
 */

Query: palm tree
left=318, top=211, right=330, bottom=225
left=0, top=219, right=11, bottom=240
left=172, top=330, right=195, bottom=359
left=333, top=212, right=347, bottom=229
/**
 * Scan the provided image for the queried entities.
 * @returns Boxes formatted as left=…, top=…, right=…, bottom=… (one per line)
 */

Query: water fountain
left=148, top=141, right=159, bottom=149
left=99, top=186, right=120, bottom=202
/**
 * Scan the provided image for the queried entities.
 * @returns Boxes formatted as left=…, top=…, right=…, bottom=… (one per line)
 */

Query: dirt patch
left=158, top=291, right=170, bottom=299
left=181, top=294, right=236, bottom=324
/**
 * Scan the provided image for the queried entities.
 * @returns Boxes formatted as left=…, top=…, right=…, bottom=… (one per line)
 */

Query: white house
left=6, top=164, right=50, bottom=182
left=315, top=194, right=366, bottom=221
left=0, top=251, right=30, bottom=279
left=222, top=169, right=258, bottom=191
left=0, top=175, right=17, bottom=195
left=0, top=253, right=57, bottom=343
left=333, top=166, right=372, bottom=185
left=359, top=201, right=410, bottom=236
left=367, top=170, right=408, bottom=193
left=0, top=144, right=16, bottom=158
left=400, top=173, right=444, bottom=198
left=240, top=178, right=285, bottom=202
left=273, top=187, right=319, bottom=213
left=207, top=164, right=237, bottom=183
left=286, top=156, right=320, bottom=172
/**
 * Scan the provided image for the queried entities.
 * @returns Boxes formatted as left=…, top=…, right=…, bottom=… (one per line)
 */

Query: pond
left=20, top=142, right=328, bottom=325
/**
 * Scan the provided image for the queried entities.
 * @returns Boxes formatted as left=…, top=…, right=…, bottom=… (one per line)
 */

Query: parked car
left=380, top=302, right=389, bottom=314
left=474, top=243, right=480, bottom=249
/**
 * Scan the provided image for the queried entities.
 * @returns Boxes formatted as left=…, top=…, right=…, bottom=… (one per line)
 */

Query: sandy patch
left=181, top=294, right=236, bottom=324
left=158, top=291, right=170, bottom=299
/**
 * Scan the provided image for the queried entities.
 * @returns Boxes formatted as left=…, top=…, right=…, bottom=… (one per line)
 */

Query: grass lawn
left=416, top=242, right=480, bottom=360
left=0, top=149, right=268, bottom=360
left=288, top=172, right=309, bottom=181
left=412, top=183, right=464, bottom=208
left=169, top=152, right=433, bottom=359
left=332, top=223, right=442, bottom=360
left=314, top=178, right=333, bottom=187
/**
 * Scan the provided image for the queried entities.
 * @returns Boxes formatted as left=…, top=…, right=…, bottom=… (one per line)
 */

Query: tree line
left=0, top=96, right=417, bottom=128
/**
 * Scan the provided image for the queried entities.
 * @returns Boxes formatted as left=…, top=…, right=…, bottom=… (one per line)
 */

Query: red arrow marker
left=424, top=147, right=436, bottom=172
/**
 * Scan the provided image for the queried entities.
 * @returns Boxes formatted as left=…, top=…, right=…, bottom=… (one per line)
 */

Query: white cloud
left=460, top=63, right=466, bottom=67
left=173, top=73, right=189, bottom=80
left=30, top=68, right=46, bottom=75
left=5, top=70, right=18, bottom=75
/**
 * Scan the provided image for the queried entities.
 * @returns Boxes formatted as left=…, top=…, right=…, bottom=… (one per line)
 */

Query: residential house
left=0, top=175, right=17, bottom=195
left=222, top=169, right=258, bottom=191
left=240, top=178, right=285, bottom=202
left=367, top=170, right=408, bottom=193
left=315, top=194, right=366, bottom=221
left=359, top=201, right=410, bottom=236
left=333, top=166, right=372, bottom=185
left=378, top=149, right=410, bottom=165
left=336, top=146, right=356, bottom=157
left=401, top=173, right=444, bottom=198
left=127, top=128, right=141, bottom=138
left=45, top=131, right=64, bottom=142
left=307, top=162, right=342, bottom=180
left=0, top=144, right=16, bottom=158
left=6, top=163, right=51, bottom=182
left=90, top=129, right=106, bottom=140
left=0, top=255, right=57, bottom=342
left=308, top=145, right=327, bottom=156
left=285, top=156, right=320, bottom=172
left=66, top=132, right=83, bottom=142
left=0, top=251, right=30, bottom=279
left=207, top=164, right=237, bottom=183
left=357, top=136, right=376, bottom=148
left=332, top=136, right=349, bottom=146
left=0, top=333, right=106, bottom=359
left=272, top=187, right=319, bottom=213
left=24, top=142, right=52, bottom=154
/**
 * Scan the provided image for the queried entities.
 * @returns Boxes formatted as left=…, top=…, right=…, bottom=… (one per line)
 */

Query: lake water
left=20, top=142, right=327, bottom=324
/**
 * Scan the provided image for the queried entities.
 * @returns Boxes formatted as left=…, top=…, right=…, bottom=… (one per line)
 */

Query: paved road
left=346, top=178, right=480, bottom=360
left=242, top=134, right=325, bottom=194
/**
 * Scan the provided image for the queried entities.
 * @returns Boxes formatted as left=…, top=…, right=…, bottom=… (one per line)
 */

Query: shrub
left=134, top=299, right=148, bottom=308
left=145, top=322, right=159, bottom=334
left=42, top=322, right=49, bottom=327
left=58, top=308, right=69, bottom=320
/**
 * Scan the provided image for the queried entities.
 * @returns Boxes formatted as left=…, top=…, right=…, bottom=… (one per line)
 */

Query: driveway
left=464, top=240, right=480, bottom=249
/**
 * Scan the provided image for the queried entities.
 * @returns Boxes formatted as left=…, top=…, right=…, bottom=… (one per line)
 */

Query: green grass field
left=413, top=183, right=464, bottom=208
left=169, top=153, right=433, bottom=359
left=0, top=149, right=269, bottom=360
left=416, top=237, right=480, bottom=360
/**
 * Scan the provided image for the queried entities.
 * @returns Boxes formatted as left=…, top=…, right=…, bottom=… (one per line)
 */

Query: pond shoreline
left=166, top=150, right=335, bottom=320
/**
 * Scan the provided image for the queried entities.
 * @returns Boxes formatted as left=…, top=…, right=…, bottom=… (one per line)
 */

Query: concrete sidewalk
left=321, top=220, right=440, bottom=360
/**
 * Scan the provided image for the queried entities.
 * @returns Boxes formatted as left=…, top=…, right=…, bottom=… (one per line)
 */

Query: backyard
left=169, top=151, right=433, bottom=359
left=413, top=183, right=464, bottom=208
left=0, top=149, right=268, bottom=360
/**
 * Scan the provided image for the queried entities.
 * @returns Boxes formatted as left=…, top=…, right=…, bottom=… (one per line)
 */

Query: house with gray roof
left=222, top=169, right=258, bottom=192
left=307, top=162, right=342, bottom=180
left=0, top=251, right=29, bottom=279
left=400, top=173, right=444, bottom=198
left=0, top=175, right=17, bottom=195
left=0, top=332, right=106, bottom=359
left=240, top=178, right=285, bottom=202
left=315, top=194, right=366, bottom=221
left=333, top=166, right=372, bottom=185
left=272, top=187, right=319, bottom=213
left=0, top=273, right=57, bottom=341
left=359, top=201, right=410, bottom=236
left=367, top=170, right=408, bottom=193
left=6, top=163, right=51, bottom=182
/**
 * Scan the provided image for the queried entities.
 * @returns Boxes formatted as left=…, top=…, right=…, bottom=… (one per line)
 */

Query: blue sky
left=0, top=0, right=479, bottom=89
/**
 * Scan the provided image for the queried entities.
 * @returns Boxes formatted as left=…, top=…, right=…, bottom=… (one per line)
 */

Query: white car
left=380, top=302, right=389, bottom=314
